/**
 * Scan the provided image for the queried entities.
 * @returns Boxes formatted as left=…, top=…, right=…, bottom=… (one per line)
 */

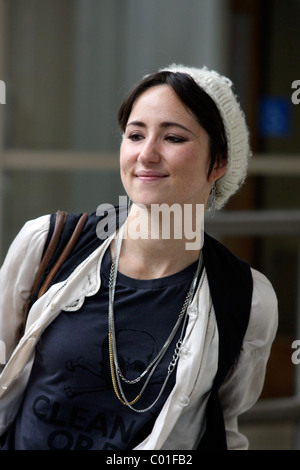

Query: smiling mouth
left=135, top=171, right=168, bottom=181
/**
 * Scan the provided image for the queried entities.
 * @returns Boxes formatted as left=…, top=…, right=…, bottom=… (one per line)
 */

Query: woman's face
left=120, top=84, right=224, bottom=208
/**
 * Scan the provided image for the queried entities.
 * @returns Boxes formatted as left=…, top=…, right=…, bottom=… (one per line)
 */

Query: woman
left=0, top=64, right=277, bottom=450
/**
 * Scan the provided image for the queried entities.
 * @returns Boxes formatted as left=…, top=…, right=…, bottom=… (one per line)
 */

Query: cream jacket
left=0, top=215, right=278, bottom=450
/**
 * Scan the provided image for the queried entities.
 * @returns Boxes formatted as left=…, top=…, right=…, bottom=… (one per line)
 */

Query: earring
left=208, top=181, right=216, bottom=218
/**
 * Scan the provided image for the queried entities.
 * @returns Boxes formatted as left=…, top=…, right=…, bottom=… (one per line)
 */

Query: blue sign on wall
left=259, top=97, right=291, bottom=137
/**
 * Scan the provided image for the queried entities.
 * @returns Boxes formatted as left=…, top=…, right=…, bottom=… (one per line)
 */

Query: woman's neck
left=111, top=203, right=203, bottom=279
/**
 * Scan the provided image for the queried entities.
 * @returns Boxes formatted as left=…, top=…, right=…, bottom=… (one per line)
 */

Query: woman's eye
left=128, top=133, right=143, bottom=142
left=165, top=135, right=186, bottom=144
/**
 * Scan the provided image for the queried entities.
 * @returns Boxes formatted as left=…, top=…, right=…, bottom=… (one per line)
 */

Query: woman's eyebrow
left=161, top=121, right=194, bottom=134
left=126, top=120, right=146, bottom=128
left=126, top=120, right=194, bottom=134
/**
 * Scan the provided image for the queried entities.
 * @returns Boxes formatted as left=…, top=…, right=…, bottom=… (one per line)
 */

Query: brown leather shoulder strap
left=21, top=210, right=67, bottom=335
left=22, top=210, right=88, bottom=335
left=29, top=210, right=68, bottom=299
left=37, top=212, right=88, bottom=298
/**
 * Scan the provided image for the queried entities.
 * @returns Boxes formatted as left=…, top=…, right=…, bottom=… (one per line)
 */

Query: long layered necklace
left=108, top=223, right=203, bottom=413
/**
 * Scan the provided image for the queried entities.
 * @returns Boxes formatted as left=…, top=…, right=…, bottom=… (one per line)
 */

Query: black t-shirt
left=2, top=247, right=201, bottom=450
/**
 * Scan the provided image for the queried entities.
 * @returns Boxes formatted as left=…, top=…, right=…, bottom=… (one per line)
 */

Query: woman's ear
left=208, top=158, right=227, bottom=182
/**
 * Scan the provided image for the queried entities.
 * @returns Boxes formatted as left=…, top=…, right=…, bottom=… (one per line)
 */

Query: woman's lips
left=135, top=171, right=168, bottom=181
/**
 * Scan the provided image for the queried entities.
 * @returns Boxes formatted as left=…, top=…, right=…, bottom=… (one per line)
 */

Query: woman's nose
left=137, top=139, right=161, bottom=163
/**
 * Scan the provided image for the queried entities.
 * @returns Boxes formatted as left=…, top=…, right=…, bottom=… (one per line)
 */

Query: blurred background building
left=0, top=0, right=300, bottom=450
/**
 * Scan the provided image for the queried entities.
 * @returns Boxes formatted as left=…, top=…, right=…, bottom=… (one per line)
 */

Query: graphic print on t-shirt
left=63, top=329, right=159, bottom=399
left=29, top=328, right=163, bottom=451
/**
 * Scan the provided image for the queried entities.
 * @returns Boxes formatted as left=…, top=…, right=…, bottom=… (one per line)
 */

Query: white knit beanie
left=160, top=64, right=251, bottom=210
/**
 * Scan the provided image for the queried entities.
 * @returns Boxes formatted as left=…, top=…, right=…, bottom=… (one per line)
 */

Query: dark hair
left=118, top=71, right=228, bottom=177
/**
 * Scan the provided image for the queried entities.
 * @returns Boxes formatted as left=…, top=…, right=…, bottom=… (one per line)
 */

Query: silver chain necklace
left=108, top=223, right=203, bottom=413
